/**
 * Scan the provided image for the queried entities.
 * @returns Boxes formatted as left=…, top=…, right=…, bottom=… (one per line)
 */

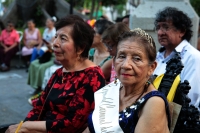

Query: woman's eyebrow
left=60, top=33, right=69, bottom=38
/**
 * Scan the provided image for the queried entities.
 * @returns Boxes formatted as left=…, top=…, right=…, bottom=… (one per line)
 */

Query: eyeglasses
left=104, top=42, right=115, bottom=51
left=155, top=24, right=175, bottom=33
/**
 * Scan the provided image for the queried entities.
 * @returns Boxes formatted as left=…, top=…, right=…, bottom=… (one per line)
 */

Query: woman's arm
left=23, top=31, right=27, bottom=47
left=37, top=29, right=42, bottom=45
left=6, top=121, right=46, bottom=133
left=100, top=58, right=112, bottom=82
left=82, top=127, right=91, bottom=133
left=135, top=96, right=170, bottom=133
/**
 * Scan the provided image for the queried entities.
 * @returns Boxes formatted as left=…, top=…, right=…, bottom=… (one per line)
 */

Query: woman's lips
left=54, top=51, right=62, bottom=55
left=121, top=73, right=133, bottom=77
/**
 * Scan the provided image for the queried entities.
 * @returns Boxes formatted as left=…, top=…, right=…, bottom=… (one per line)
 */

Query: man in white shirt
left=154, top=7, right=200, bottom=108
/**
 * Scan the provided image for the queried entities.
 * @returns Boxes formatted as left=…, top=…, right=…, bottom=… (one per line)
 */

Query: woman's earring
left=77, top=54, right=81, bottom=61
left=146, top=81, right=151, bottom=87
left=114, top=76, right=117, bottom=84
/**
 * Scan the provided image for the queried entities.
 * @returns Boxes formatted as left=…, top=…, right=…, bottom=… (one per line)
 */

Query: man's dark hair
left=55, top=15, right=95, bottom=58
left=7, top=20, right=15, bottom=27
left=155, top=7, right=193, bottom=41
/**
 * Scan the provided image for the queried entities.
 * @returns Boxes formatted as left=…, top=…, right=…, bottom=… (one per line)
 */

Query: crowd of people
left=0, top=6, right=200, bottom=133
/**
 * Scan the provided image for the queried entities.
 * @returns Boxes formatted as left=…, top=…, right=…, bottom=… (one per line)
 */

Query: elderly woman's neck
left=122, top=82, right=146, bottom=97
left=62, top=58, right=89, bottom=72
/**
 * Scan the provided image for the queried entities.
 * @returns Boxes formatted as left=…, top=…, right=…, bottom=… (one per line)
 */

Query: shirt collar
left=175, top=39, right=188, bottom=53
left=157, top=39, right=188, bottom=60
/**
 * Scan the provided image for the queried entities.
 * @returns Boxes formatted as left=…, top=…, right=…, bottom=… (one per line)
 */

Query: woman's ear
left=148, top=61, right=157, bottom=76
left=76, top=47, right=84, bottom=56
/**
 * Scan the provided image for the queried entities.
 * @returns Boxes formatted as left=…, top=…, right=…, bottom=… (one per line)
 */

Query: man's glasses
left=155, top=24, right=175, bottom=33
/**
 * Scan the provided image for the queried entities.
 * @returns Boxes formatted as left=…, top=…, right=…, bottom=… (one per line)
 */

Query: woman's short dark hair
left=101, top=22, right=130, bottom=45
left=27, top=19, right=35, bottom=24
left=117, top=28, right=156, bottom=64
left=154, top=7, right=193, bottom=41
left=94, top=19, right=114, bottom=35
left=55, top=15, right=95, bottom=58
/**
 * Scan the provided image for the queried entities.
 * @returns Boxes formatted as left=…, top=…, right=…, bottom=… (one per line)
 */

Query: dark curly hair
left=154, top=7, right=193, bottom=41
left=116, top=29, right=156, bottom=64
left=55, top=15, right=95, bottom=59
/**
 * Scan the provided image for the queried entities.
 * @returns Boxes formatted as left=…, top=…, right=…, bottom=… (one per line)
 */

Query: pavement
left=0, top=57, right=33, bottom=125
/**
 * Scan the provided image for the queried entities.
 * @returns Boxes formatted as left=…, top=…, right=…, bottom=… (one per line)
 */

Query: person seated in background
left=27, top=17, right=56, bottom=95
left=0, top=21, right=19, bottom=71
left=100, top=22, right=130, bottom=83
left=89, top=19, right=113, bottom=66
left=83, top=28, right=170, bottom=133
left=28, top=59, right=62, bottom=106
left=30, top=17, right=56, bottom=62
left=6, top=15, right=105, bottom=133
left=21, top=19, right=41, bottom=67
left=153, top=7, right=200, bottom=109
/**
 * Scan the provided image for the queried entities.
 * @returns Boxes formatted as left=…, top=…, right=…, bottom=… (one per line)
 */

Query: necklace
left=121, top=81, right=150, bottom=109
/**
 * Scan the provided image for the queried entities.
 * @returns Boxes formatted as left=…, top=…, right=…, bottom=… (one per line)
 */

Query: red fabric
left=25, top=66, right=105, bottom=133
left=0, top=29, right=19, bottom=45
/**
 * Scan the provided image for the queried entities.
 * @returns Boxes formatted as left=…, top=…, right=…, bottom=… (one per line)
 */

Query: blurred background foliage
left=190, top=0, right=200, bottom=16
left=0, top=0, right=199, bottom=29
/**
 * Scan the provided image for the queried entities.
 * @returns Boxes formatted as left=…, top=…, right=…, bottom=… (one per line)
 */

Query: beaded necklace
left=62, top=72, right=68, bottom=83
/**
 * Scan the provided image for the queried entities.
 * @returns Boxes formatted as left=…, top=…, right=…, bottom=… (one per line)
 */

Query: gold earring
left=77, top=54, right=81, bottom=61
left=114, top=76, right=117, bottom=84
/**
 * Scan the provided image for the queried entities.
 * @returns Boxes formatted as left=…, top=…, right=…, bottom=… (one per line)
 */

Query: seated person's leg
left=1, top=45, right=18, bottom=71
left=30, top=47, right=39, bottom=62
left=0, top=46, right=5, bottom=66
left=38, top=49, right=45, bottom=58
left=22, top=46, right=33, bottom=68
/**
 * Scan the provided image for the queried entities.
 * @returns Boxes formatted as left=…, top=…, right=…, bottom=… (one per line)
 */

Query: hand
left=29, top=40, right=38, bottom=46
left=4, top=47, right=9, bottom=53
left=45, top=42, right=51, bottom=47
left=5, top=124, right=18, bottom=133
left=26, top=43, right=33, bottom=49
left=37, top=45, right=41, bottom=50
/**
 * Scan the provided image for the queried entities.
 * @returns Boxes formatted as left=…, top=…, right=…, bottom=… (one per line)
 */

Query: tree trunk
left=95, top=0, right=100, bottom=19
left=90, top=0, right=95, bottom=19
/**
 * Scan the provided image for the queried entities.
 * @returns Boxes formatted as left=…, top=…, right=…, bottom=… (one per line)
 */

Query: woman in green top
left=89, top=19, right=113, bottom=66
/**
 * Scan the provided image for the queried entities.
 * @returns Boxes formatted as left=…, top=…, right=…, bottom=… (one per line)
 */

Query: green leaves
left=190, top=0, right=200, bottom=16
left=101, top=0, right=127, bottom=6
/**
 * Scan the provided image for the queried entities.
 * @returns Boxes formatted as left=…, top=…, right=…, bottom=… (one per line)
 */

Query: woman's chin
left=55, top=57, right=63, bottom=62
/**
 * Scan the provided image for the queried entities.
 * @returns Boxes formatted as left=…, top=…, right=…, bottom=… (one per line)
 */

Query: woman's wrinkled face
left=53, top=26, right=77, bottom=63
left=27, top=21, right=35, bottom=30
left=114, top=39, right=154, bottom=86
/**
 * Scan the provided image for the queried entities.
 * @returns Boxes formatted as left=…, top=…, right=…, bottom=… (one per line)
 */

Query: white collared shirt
left=154, top=40, right=200, bottom=108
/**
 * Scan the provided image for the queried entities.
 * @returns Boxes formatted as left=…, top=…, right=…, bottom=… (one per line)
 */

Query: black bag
left=38, top=51, right=52, bottom=64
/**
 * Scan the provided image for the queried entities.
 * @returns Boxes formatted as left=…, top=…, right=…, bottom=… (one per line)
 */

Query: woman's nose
left=121, top=58, right=132, bottom=69
left=53, top=38, right=60, bottom=48
left=157, top=28, right=165, bottom=36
